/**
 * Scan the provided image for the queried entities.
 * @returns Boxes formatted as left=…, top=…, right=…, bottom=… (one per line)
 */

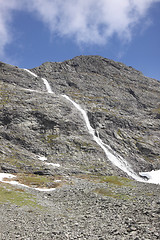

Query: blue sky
left=0, top=0, right=160, bottom=80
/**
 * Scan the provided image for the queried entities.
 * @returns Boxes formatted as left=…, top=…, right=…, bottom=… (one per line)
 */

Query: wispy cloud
left=26, top=0, right=160, bottom=44
left=0, top=0, right=159, bottom=60
left=0, top=0, right=22, bottom=63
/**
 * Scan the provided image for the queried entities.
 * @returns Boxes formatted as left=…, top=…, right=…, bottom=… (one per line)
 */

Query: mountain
left=0, top=56, right=160, bottom=239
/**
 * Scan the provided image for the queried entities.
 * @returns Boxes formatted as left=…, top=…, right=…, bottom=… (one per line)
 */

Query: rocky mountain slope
left=0, top=56, right=160, bottom=239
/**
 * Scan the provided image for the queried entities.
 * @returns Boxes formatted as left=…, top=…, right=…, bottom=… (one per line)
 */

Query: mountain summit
left=0, top=56, right=160, bottom=239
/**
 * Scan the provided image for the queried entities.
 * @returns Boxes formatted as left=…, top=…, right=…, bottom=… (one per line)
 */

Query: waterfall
left=62, top=95, right=143, bottom=181
left=24, top=69, right=151, bottom=182
left=24, top=69, right=52, bottom=93
left=41, top=77, right=53, bottom=93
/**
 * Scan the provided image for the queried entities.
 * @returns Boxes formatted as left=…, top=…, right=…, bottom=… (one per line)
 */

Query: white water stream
left=24, top=69, right=52, bottom=93
left=24, top=69, right=145, bottom=182
left=4, top=68, right=158, bottom=185
left=62, top=95, right=143, bottom=181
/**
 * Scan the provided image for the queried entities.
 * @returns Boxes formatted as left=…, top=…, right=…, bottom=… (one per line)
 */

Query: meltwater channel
left=24, top=69, right=160, bottom=184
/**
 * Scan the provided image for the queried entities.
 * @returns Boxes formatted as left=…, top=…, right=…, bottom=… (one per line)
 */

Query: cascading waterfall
left=62, top=95, right=143, bottom=181
left=24, top=69, right=52, bottom=93
left=24, top=69, right=148, bottom=182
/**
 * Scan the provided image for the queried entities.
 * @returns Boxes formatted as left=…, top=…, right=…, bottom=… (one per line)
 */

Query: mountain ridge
left=0, top=56, right=160, bottom=240
left=31, top=56, right=160, bottom=172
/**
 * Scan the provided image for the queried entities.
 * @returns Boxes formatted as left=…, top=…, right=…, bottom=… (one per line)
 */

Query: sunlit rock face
left=0, top=56, right=160, bottom=240
left=0, top=56, right=160, bottom=177
left=33, top=56, right=160, bottom=173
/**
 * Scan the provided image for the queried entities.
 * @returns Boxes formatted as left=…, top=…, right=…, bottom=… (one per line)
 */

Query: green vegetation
left=94, top=188, right=130, bottom=200
left=0, top=84, right=10, bottom=107
left=68, top=92, right=82, bottom=99
left=80, top=164, right=99, bottom=171
left=2, top=156, right=22, bottom=169
left=40, top=134, right=59, bottom=144
left=76, top=174, right=132, bottom=186
left=152, top=107, right=160, bottom=114
left=98, top=175, right=132, bottom=186
left=117, top=129, right=123, bottom=137
left=0, top=184, right=43, bottom=208
left=46, top=134, right=59, bottom=143
left=0, top=154, right=42, bottom=172
left=15, top=173, right=62, bottom=188
left=101, top=108, right=109, bottom=113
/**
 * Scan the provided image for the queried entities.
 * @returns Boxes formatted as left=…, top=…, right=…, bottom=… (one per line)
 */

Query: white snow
left=54, top=179, right=62, bottom=183
left=0, top=173, right=27, bottom=188
left=23, top=69, right=160, bottom=185
left=24, top=69, right=38, bottom=78
left=0, top=173, right=16, bottom=182
left=32, top=187, right=56, bottom=192
left=0, top=173, right=56, bottom=191
left=38, top=156, right=47, bottom=161
left=139, top=170, right=160, bottom=184
left=38, top=156, right=60, bottom=167
left=23, top=88, right=43, bottom=94
left=45, top=163, right=60, bottom=168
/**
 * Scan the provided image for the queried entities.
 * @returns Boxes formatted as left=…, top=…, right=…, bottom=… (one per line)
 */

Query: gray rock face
left=0, top=56, right=160, bottom=174
left=0, top=56, right=160, bottom=239
left=32, top=55, right=160, bottom=172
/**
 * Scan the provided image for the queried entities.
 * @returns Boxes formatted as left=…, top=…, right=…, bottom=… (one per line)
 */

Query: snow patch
left=24, top=69, right=38, bottom=78
left=45, top=163, right=60, bottom=168
left=0, top=173, right=16, bottom=182
left=25, top=69, right=160, bottom=185
left=54, top=179, right=61, bottom=183
left=32, top=187, right=56, bottom=192
left=0, top=173, right=56, bottom=191
left=38, top=156, right=47, bottom=161
left=38, top=156, right=60, bottom=167
left=139, top=170, right=160, bottom=184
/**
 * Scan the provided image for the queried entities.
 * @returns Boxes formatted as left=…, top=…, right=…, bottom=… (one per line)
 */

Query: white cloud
left=0, top=0, right=159, bottom=59
left=0, top=0, right=22, bottom=62
left=25, top=0, right=160, bottom=43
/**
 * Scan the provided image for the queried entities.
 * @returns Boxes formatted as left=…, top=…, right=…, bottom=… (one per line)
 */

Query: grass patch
left=117, top=129, right=123, bottom=137
left=46, top=134, right=59, bottom=143
left=1, top=157, right=22, bottom=169
left=101, top=108, right=109, bottom=113
left=76, top=174, right=132, bottom=186
left=73, top=140, right=95, bottom=151
left=94, top=188, right=130, bottom=200
left=99, top=175, right=132, bottom=186
left=80, top=164, right=98, bottom=171
left=152, top=107, right=160, bottom=114
left=14, top=173, right=63, bottom=188
left=0, top=184, right=43, bottom=208
left=0, top=84, right=11, bottom=107
left=0, top=155, right=43, bottom=172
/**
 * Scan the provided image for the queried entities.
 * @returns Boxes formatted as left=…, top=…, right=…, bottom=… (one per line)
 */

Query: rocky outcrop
left=0, top=56, right=160, bottom=175
left=32, top=56, right=160, bottom=172
left=0, top=56, right=160, bottom=239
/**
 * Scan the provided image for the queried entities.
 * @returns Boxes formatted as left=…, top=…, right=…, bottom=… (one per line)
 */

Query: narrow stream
left=62, top=95, right=143, bottom=181
left=24, top=69, right=145, bottom=181
left=24, top=69, right=160, bottom=184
